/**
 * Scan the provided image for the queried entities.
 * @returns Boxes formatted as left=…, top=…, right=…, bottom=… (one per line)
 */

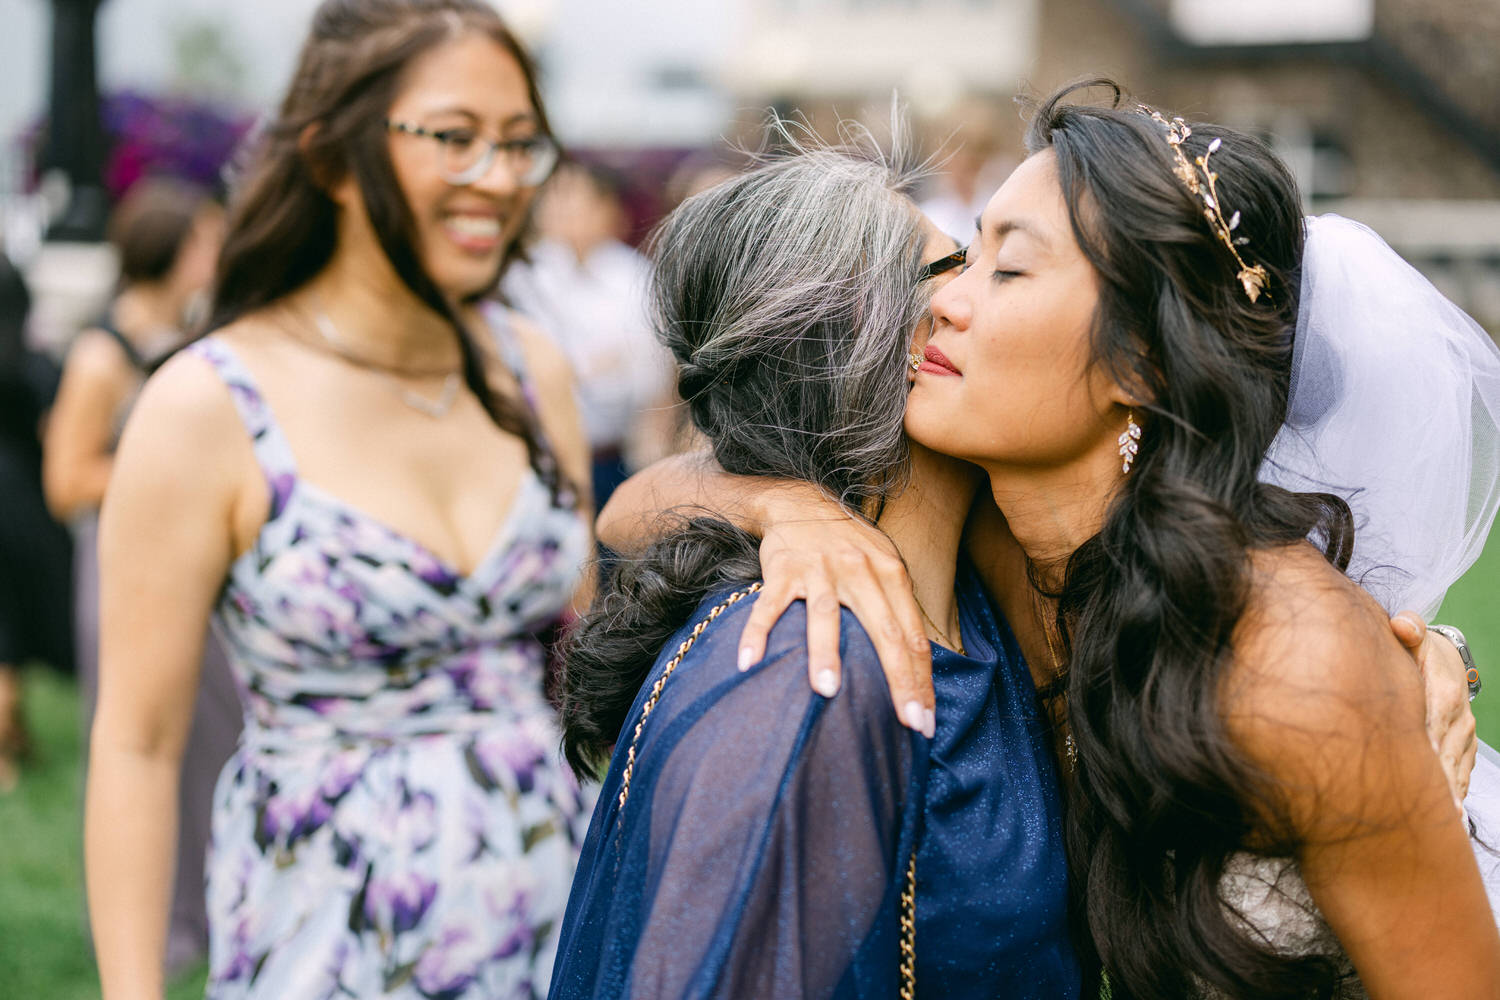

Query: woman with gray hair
left=550, top=136, right=1082, bottom=999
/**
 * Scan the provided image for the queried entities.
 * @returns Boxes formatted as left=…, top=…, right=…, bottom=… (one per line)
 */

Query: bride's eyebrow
left=988, top=218, right=1051, bottom=252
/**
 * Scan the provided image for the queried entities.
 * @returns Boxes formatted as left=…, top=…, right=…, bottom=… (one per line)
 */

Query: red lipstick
left=919, top=343, right=961, bottom=376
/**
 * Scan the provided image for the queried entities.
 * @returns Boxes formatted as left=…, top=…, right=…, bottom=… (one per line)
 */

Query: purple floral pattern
left=189, top=337, right=592, bottom=1000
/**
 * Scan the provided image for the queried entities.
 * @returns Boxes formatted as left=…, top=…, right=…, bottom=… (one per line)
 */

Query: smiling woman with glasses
left=84, top=3, right=597, bottom=998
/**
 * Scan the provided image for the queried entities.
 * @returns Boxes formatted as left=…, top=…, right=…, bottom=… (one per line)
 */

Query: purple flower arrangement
left=26, top=89, right=251, bottom=200
left=100, top=90, right=251, bottom=198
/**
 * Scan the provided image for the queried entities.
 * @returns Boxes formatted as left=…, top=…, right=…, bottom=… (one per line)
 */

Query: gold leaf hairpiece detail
left=1137, top=106, right=1270, bottom=303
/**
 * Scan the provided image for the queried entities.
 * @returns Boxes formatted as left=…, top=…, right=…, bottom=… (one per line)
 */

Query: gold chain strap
left=899, top=852, right=917, bottom=997
left=617, top=582, right=762, bottom=813
left=613, top=578, right=916, bottom=994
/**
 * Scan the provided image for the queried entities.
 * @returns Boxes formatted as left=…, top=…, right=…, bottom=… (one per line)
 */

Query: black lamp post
left=39, top=0, right=109, bottom=242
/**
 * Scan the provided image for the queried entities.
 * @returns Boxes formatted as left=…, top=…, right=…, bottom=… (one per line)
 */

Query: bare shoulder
left=206, top=313, right=299, bottom=370
left=485, top=306, right=589, bottom=490
left=1236, top=543, right=1397, bottom=685
left=121, top=323, right=263, bottom=468
left=503, top=308, right=577, bottom=396
left=1226, top=543, right=1425, bottom=804
left=64, top=327, right=136, bottom=382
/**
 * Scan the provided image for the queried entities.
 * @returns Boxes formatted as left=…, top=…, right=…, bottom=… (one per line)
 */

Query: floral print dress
left=189, top=334, right=592, bottom=1000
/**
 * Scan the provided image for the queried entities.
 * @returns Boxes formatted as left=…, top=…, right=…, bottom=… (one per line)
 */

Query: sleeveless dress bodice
left=190, top=334, right=593, bottom=1000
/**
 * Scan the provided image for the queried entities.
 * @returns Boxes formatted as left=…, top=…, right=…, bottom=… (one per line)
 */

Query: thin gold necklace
left=301, top=298, right=464, bottom=419
left=1034, top=591, right=1078, bottom=772
left=312, top=311, right=462, bottom=419
left=915, top=594, right=965, bottom=656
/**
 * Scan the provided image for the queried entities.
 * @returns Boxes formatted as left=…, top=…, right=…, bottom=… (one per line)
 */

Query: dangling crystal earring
left=1118, top=410, right=1142, bottom=474
left=910, top=351, right=922, bottom=372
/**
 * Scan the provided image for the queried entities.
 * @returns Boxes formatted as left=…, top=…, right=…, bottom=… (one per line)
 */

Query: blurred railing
left=1112, top=0, right=1500, bottom=176
left=1107, top=0, right=1500, bottom=334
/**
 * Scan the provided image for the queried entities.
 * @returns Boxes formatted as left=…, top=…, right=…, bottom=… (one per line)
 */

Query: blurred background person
left=503, top=160, right=676, bottom=511
left=0, top=252, right=72, bottom=793
left=84, top=2, right=594, bottom=997
left=914, top=100, right=1017, bottom=242
left=43, top=175, right=233, bottom=976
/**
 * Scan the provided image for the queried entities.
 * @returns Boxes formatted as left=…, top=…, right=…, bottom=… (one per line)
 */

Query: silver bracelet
left=1428, top=623, right=1481, bottom=702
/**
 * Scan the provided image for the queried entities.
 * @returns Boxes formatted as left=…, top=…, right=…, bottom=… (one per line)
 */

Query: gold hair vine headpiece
left=1137, top=106, right=1270, bottom=304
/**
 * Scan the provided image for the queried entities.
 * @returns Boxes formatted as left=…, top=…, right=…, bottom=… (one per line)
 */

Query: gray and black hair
left=560, top=118, right=930, bottom=777
left=658, top=129, right=928, bottom=511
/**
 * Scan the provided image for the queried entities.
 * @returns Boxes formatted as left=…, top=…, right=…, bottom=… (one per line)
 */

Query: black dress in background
left=0, top=257, right=73, bottom=674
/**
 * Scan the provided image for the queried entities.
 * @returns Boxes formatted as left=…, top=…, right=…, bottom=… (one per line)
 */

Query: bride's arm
left=1229, top=556, right=1500, bottom=997
left=597, top=452, right=934, bottom=734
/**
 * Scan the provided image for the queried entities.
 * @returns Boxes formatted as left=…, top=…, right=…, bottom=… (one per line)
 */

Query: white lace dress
left=1210, top=742, right=1500, bottom=998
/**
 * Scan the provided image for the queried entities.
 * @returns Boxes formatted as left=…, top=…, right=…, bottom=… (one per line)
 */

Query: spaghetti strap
left=96, top=321, right=149, bottom=373
left=480, top=301, right=571, bottom=501
left=481, top=301, right=542, bottom=413
left=185, top=337, right=299, bottom=520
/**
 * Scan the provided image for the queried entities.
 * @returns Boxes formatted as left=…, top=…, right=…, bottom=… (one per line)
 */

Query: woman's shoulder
left=649, top=588, right=900, bottom=737
left=477, top=303, right=575, bottom=393
left=130, top=340, right=244, bottom=439
left=617, top=586, right=915, bottom=831
left=1235, top=542, right=1398, bottom=687
left=64, top=326, right=137, bottom=381
left=121, top=321, right=284, bottom=462
left=1226, top=542, right=1425, bottom=791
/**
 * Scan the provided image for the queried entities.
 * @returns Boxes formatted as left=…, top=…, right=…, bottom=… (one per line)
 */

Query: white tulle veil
left=1259, top=214, right=1500, bottom=618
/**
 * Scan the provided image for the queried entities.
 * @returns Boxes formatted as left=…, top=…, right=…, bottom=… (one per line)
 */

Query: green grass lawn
left=1, top=538, right=1495, bottom=997
left=1440, top=527, right=1500, bottom=746
left=0, top=670, right=206, bottom=1000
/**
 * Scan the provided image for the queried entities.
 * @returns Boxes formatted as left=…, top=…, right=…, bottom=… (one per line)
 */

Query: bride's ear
left=1107, top=351, right=1159, bottom=412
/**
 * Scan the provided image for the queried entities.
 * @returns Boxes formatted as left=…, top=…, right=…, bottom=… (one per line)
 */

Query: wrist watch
left=1428, top=623, right=1481, bottom=702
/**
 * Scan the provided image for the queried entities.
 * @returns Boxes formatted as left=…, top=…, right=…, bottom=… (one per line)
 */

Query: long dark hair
left=1027, top=81, right=1355, bottom=998
left=560, top=127, right=929, bottom=778
left=206, top=0, right=564, bottom=496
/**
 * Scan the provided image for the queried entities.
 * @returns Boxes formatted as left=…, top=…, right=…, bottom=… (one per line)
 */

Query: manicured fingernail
left=813, top=669, right=839, bottom=698
left=738, top=647, right=755, bottom=672
left=903, top=700, right=925, bottom=732
left=923, top=708, right=936, bottom=739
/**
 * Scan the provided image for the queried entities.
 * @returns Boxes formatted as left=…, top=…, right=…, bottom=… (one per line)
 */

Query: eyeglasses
left=918, top=246, right=968, bottom=282
left=384, top=119, right=559, bottom=187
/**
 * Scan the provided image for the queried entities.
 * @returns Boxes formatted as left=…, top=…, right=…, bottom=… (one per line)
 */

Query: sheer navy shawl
left=550, top=572, right=1079, bottom=998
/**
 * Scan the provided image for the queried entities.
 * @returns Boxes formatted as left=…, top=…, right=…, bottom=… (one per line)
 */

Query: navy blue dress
left=551, top=563, right=1080, bottom=998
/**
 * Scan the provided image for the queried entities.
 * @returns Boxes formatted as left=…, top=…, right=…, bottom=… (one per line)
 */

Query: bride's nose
left=929, top=278, right=969, bottom=332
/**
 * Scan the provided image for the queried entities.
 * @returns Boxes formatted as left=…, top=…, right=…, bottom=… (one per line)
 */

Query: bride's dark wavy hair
left=1028, top=80, right=1355, bottom=998
left=203, top=0, right=566, bottom=498
left=560, top=121, right=929, bottom=778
